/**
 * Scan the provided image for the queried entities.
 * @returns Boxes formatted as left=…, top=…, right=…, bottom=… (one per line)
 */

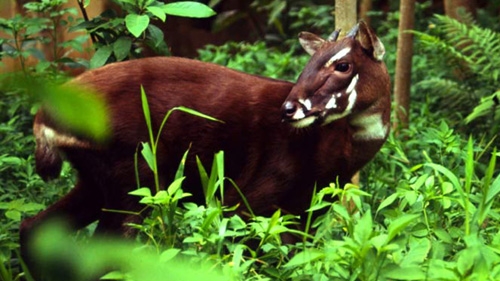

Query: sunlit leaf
left=162, top=2, right=216, bottom=18
left=125, top=14, right=150, bottom=38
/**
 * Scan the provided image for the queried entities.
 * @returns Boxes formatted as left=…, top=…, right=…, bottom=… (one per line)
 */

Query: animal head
left=282, top=21, right=389, bottom=128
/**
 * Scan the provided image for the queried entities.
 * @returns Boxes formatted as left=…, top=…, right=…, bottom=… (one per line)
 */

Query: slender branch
left=76, top=0, right=97, bottom=44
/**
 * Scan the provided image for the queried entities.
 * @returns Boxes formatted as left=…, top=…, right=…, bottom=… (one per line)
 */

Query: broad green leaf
left=162, top=1, right=216, bottom=18
left=427, top=259, right=459, bottom=280
left=153, top=190, right=169, bottom=204
left=424, top=163, right=462, bottom=196
left=129, top=187, right=152, bottom=197
left=231, top=244, right=245, bottom=268
left=90, top=45, right=113, bottom=68
left=113, top=36, right=132, bottom=61
left=125, top=14, right=150, bottom=38
left=18, top=202, right=45, bottom=212
left=6, top=210, right=21, bottom=221
left=387, top=214, right=420, bottom=242
left=284, top=249, right=324, bottom=268
left=383, top=265, right=426, bottom=280
left=141, top=142, right=155, bottom=172
left=433, top=228, right=452, bottom=244
left=147, top=24, right=165, bottom=48
left=401, top=238, right=431, bottom=267
left=370, top=234, right=388, bottom=252
left=146, top=6, right=166, bottom=22
left=332, top=203, right=350, bottom=221
left=353, top=211, right=373, bottom=244
left=160, top=248, right=180, bottom=262
left=167, top=177, right=185, bottom=196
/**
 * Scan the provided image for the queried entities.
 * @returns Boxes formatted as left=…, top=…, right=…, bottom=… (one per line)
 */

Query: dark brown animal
left=20, top=21, right=390, bottom=274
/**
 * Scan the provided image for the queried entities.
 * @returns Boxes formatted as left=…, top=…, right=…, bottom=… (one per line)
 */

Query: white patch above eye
left=298, top=98, right=312, bottom=111
left=324, top=47, right=351, bottom=68
left=350, top=113, right=389, bottom=140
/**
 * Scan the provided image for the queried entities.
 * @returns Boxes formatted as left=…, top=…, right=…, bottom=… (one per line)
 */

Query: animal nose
left=282, top=101, right=299, bottom=121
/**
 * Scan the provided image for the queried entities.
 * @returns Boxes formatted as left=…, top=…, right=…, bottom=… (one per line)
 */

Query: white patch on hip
left=324, top=47, right=351, bottom=68
left=36, top=123, right=92, bottom=149
left=350, top=113, right=388, bottom=140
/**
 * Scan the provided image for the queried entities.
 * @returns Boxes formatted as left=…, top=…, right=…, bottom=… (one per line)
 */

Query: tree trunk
left=393, top=0, right=415, bottom=130
left=359, top=0, right=372, bottom=26
left=334, top=0, right=358, bottom=185
left=335, top=0, right=357, bottom=38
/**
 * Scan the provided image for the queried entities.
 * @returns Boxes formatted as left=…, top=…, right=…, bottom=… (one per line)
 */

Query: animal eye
left=335, top=63, right=350, bottom=72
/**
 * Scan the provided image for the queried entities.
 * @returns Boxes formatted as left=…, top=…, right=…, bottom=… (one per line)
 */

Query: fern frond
left=412, top=30, right=473, bottom=74
left=416, top=78, right=480, bottom=112
left=432, top=14, right=500, bottom=84
left=466, top=91, right=500, bottom=123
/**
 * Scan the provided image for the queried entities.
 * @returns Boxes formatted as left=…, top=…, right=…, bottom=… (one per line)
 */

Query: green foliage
left=73, top=0, right=215, bottom=68
left=198, top=41, right=309, bottom=81
left=413, top=14, right=500, bottom=137
left=30, top=221, right=230, bottom=281
left=28, top=125, right=500, bottom=280
left=0, top=0, right=86, bottom=76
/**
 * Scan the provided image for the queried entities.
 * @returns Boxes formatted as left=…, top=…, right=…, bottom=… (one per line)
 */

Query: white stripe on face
left=325, top=95, right=338, bottom=109
left=298, top=98, right=312, bottom=111
left=292, top=107, right=306, bottom=120
left=324, top=47, right=351, bottom=68
left=323, top=89, right=357, bottom=125
left=346, top=74, right=358, bottom=94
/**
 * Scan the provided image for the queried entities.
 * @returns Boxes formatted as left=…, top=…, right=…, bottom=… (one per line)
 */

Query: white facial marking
left=324, top=47, right=351, bottom=68
left=351, top=113, right=389, bottom=140
left=292, top=108, right=306, bottom=120
left=325, top=96, right=337, bottom=109
left=292, top=116, right=316, bottom=128
left=346, top=74, right=359, bottom=94
left=298, top=98, right=312, bottom=111
left=323, top=90, right=357, bottom=125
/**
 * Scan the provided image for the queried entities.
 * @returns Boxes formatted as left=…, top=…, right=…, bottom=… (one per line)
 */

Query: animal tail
left=33, top=115, right=92, bottom=181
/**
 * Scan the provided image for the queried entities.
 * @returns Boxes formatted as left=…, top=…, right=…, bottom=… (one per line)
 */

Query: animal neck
left=348, top=106, right=390, bottom=142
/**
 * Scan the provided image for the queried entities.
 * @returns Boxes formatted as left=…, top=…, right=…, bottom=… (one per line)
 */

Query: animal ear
left=349, top=21, right=386, bottom=61
left=298, top=32, right=325, bottom=56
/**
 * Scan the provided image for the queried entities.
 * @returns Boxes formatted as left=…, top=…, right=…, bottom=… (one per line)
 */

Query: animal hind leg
left=19, top=178, right=103, bottom=277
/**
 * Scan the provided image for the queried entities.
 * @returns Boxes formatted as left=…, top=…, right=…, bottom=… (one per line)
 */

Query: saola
left=21, top=21, right=391, bottom=277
